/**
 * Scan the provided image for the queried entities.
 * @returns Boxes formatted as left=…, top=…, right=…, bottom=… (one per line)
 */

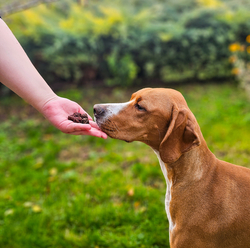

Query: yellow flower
left=231, top=68, right=240, bottom=75
left=32, top=205, right=42, bottom=213
left=197, top=0, right=223, bottom=8
left=49, top=168, right=58, bottom=176
left=247, top=46, right=250, bottom=54
left=228, top=43, right=241, bottom=52
left=159, top=33, right=173, bottom=42
left=246, top=35, right=250, bottom=43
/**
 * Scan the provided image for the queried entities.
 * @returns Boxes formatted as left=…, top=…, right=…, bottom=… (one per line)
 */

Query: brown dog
left=94, top=88, right=250, bottom=248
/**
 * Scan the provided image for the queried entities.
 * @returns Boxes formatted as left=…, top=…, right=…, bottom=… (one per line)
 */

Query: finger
left=66, top=129, right=108, bottom=138
left=102, top=133, right=108, bottom=139
left=88, top=121, right=108, bottom=138
left=62, top=122, right=92, bottom=133
left=84, top=129, right=108, bottom=138
left=89, top=120, right=101, bottom=129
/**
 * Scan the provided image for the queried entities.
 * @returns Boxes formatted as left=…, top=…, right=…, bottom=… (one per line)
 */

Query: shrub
left=4, top=0, right=250, bottom=87
left=229, top=34, right=250, bottom=96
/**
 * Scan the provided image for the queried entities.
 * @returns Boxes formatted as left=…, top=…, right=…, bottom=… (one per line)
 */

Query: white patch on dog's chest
left=154, top=151, right=175, bottom=233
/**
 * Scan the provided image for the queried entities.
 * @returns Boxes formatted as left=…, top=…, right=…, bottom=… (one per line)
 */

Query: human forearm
left=0, top=18, right=56, bottom=111
left=0, top=19, right=107, bottom=138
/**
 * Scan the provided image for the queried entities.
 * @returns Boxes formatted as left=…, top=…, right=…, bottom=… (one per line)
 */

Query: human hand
left=41, top=96, right=107, bottom=138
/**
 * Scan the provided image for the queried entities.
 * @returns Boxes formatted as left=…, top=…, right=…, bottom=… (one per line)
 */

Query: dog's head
left=94, top=88, right=201, bottom=164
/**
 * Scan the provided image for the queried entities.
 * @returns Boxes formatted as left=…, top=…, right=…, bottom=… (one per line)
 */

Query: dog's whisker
left=100, top=119, right=119, bottom=133
left=113, top=122, right=120, bottom=132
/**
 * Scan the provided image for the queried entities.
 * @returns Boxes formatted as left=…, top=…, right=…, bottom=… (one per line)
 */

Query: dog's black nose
left=93, top=104, right=106, bottom=117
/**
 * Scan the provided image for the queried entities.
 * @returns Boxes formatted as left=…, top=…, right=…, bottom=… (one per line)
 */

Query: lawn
left=0, top=83, right=250, bottom=248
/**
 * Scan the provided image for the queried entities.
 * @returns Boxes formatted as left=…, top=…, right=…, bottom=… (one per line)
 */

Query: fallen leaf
left=127, top=188, right=134, bottom=197
left=4, top=209, right=14, bottom=216
left=23, top=202, right=33, bottom=208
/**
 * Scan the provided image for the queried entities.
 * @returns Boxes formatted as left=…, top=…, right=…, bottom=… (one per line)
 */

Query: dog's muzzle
left=93, top=104, right=109, bottom=127
left=93, top=104, right=106, bottom=119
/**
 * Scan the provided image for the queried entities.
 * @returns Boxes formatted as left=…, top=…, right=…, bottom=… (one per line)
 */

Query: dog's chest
left=154, top=151, right=175, bottom=232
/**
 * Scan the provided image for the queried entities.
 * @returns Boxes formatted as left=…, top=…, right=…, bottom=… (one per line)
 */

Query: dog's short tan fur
left=94, top=88, right=250, bottom=248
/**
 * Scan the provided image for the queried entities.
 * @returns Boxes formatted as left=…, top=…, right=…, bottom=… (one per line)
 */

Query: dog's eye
left=135, top=103, right=146, bottom=111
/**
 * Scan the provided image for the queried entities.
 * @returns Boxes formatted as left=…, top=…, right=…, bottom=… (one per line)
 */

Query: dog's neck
left=153, top=141, right=216, bottom=234
left=167, top=143, right=216, bottom=184
left=153, top=133, right=216, bottom=181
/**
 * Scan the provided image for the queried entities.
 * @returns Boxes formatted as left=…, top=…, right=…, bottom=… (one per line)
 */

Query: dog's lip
left=95, top=116, right=132, bottom=142
left=94, top=117, right=101, bottom=127
left=94, top=118, right=110, bottom=133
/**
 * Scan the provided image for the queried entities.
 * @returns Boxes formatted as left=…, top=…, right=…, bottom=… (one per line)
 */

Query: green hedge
left=5, top=0, right=250, bottom=87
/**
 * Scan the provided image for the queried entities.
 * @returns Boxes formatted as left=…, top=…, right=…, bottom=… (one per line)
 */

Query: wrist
left=32, top=92, right=58, bottom=113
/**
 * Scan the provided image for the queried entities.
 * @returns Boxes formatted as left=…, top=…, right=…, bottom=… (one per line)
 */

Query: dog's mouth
left=95, top=117, right=117, bottom=136
left=100, top=125, right=116, bottom=133
left=95, top=117, right=132, bottom=143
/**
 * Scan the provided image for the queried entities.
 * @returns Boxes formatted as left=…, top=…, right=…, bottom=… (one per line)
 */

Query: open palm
left=41, top=96, right=107, bottom=138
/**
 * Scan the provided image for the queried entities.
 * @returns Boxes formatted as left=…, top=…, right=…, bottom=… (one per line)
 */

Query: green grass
left=0, top=83, right=250, bottom=248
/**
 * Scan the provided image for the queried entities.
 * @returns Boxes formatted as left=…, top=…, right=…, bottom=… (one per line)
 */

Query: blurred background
left=1, top=0, right=250, bottom=91
left=0, top=1, right=250, bottom=248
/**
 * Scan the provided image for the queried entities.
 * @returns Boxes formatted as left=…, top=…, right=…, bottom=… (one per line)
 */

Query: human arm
left=0, top=18, right=107, bottom=138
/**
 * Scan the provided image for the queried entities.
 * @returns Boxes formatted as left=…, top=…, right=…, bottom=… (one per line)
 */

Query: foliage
left=3, top=0, right=250, bottom=87
left=228, top=34, right=250, bottom=96
left=0, top=84, right=250, bottom=247
left=0, top=0, right=58, bottom=16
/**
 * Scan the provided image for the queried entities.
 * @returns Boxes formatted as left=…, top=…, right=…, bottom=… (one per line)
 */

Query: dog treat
left=68, top=112, right=89, bottom=124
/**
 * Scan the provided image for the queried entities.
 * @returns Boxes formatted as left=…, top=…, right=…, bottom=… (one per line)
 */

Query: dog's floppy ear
left=159, top=106, right=200, bottom=164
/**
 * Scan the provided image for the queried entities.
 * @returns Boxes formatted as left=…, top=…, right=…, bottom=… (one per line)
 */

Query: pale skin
left=0, top=18, right=107, bottom=138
